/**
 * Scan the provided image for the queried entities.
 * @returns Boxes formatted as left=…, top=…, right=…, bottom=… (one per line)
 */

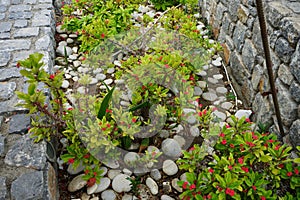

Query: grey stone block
left=280, top=17, right=300, bottom=47
left=14, top=20, right=28, bottom=28
left=11, top=171, right=44, bottom=200
left=291, top=40, right=300, bottom=83
left=0, top=99, right=26, bottom=115
left=35, top=35, right=52, bottom=50
left=242, top=39, right=257, bottom=72
left=289, top=119, right=300, bottom=148
left=0, top=39, right=31, bottom=51
left=0, top=0, right=10, bottom=6
left=14, top=27, right=39, bottom=38
left=278, top=64, right=294, bottom=86
left=232, top=21, right=247, bottom=53
left=11, top=0, right=22, bottom=4
left=290, top=81, right=300, bottom=103
left=275, top=37, right=295, bottom=64
left=32, top=11, right=53, bottom=27
left=0, top=13, right=5, bottom=20
left=0, top=33, right=10, bottom=39
left=0, top=82, right=16, bottom=101
left=0, top=22, right=12, bottom=33
left=8, top=114, right=30, bottom=134
left=8, top=11, right=32, bottom=20
left=5, top=133, right=47, bottom=170
left=276, top=79, right=298, bottom=127
left=0, top=177, right=7, bottom=200
left=9, top=5, right=31, bottom=12
left=0, top=135, right=5, bottom=157
left=229, top=51, right=250, bottom=85
left=24, top=0, right=37, bottom=4
left=0, top=51, right=11, bottom=67
left=267, top=2, right=293, bottom=28
left=0, top=68, right=21, bottom=81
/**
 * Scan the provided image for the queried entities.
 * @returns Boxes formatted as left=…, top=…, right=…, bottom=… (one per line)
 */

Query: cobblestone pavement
left=0, top=0, right=57, bottom=199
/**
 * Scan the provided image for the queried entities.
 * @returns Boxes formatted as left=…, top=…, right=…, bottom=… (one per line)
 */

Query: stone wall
left=200, top=0, right=300, bottom=147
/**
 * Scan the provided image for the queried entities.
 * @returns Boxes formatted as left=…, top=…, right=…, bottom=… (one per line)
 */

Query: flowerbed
left=16, top=0, right=300, bottom=199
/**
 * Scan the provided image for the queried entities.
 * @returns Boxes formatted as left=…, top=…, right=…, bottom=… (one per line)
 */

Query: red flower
left=203, top=109, right=207, bottom=115
left=278, top=163, right=284, bottom=169
left=295, top=168, right=299, bottom=175
left=189, top=75, right=194, bottom=81
left=182, top=181, right=188, bottom=189
left=241, top=166, right=249, bottom=173
left=67, top=107, right=73, bottom=111
left=252, top=135, right=258, bottom=140
left=287, top=172, right=293, bottom=177
left=230, top=144, right=235, bottom=148
left=246, top=141, right=255, bottom=147
left=267, top=139, right=274, bottom=143
left=225, top=124, right=231, bottom=128
left=93, top=172, right=97, bottom=176
left=238, top=157, right=244, bottom=164
left=101, top=127, right=106, bottom=131
left=221, top=139, right=227, bottom=145
left=245, top=118, right=251, bottom=123
left=132, top=118, right=137, bottom=123
left=68, top=158, right=75, bottom=164
left=228, top=165, right=233, bottom=170
left=198, top=111, right=203, bottom=117
left=182, top=79, right=187, bottom=83
left=87, top=177, right=96, bottom=187
left=252, top=186, right=257, bottom=190
left=189, top=184, right=196, bottom=190
left=206, top=195, right=212, bottom=199
left=106, top=123, right=111, bottom=128
left=261, top=196, right=266, bottom=200
left=106, top=109, right=112, bottom=113
left=84, top=169, right=89, bottom=174
left=225, top=188, right=235, bottom=197
left=275, top=145, right=280, bottom=150
left=49, top=74, right=55, bottom=79
left=199, top=103, right=203, bottom=108
left=101, top=33, right=105, bottom=38
left=219, top=133, right=225, bottom=137
left=83, top=154, right=90, bottom=159
left=189, top=146, right=195, bottom=151
left=208, top=168, right=214, bottom=173
left=165, top=64, right=170, bottom=68
left=16, top=62, right=21, bottom=68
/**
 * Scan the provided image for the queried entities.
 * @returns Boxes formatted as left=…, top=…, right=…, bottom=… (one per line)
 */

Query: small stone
left=197, top=81, right=207, bottom=89
left=122, top=194, right=138, bottom=200
left=60, top=34, right=68, bottom=39
left=190, top=125, right=200, bottom=137
left=56, top=25, right=66, bottom=33
left=115, top=79, right=125, bottom=85
left=150, top=169, right=162, bottom=181
left=72, top=46, right=78, bottom=53
left=162, top=182, right=172, bottom=194
left=73, top=76, right=79, bottom=82
left=103, top=160, right=119, bottom=169
left=202, top=92, right=218, bottom=101
left=212, top=59, right=222, bottom=67
left=93, top=68, right=103, bottom=74
left=90, top=78, right=98, bottom=85
left=69, top=54, right=78, bottom=60
left=87, top=183, right=98, bottom=195
left=196, top=70, right=207, bottom=77
left=0, top=135, right=5, bottom=157
left=173, top=135, right=185, bottom=148
left=96, top=73, right=106, bottom=81
left=172, top=124, right=184, bottom=134
left=81, top=193, right=90, bottom=200
left=120, top=101, right=130, bottom=106
left=216, top=86, right=228, bottom=94
left=100, top=167, right=108, bottom=176
left=58, top=41, right=67, bottom=46
left=67, top=161, right=85, bottom=175
left=67, top=38, right=74, bottom=44
left=161, top=139, right=181, bottom=158
left=161, top=195, right=175, bottom=200
left=213, top=111, right=227, bottom=121
left=62, top=80, right=70, bottom=89
left=112, top=174, right=132, bottom=193
left=163, top=160, right=178, bottom=176
left=104, top=79, right=113, bottom=85
left=171, top=178, right=182, bottom=192
left=69, top=34, right=78, bottom=38
left=91, top=197, right=99, bottom=200
left=77, top=86, right=86, bottom=94
left=213, top=74, right=223, bottom=80
left=221, top=102, right=233, bottom=110
left=124, top=152, right=140, bottom=167
left=193, top=86, right=203, bottom=96
left=159, top=130, right=169, bottom=138
left=146, top=177, right=158, bottom=195
left=123, top=168, right=132, bottom=176
left=68, top=174, right=87, bottom=192
left=0, top=82, right=16, bottom=100
left=73, top=60, right=81, bottom=68
left=180, top=173, right=187, bottom=181
left=113, top=60, right=121, bottom=67
left=107, top=68, right=115, bottom=74
left=101, top=189, right=116, bottom=200
left=107, top=169, right=121, bottom=180
left=235, top=110, right=252, bottom=119
left=94, top=177, right=110, bottom=193
left=56, top=45, right=72, bottom=57
left=207, top=77, right=219, bottom=84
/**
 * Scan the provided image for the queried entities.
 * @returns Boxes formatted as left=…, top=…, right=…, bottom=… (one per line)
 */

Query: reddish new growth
left=225, top=188, right=235, bottom=197
left=68, top=158, right=75, bottom=164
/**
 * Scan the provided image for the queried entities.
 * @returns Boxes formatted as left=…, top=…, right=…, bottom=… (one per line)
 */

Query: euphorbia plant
left=177, top=116, right=300, bottom=199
